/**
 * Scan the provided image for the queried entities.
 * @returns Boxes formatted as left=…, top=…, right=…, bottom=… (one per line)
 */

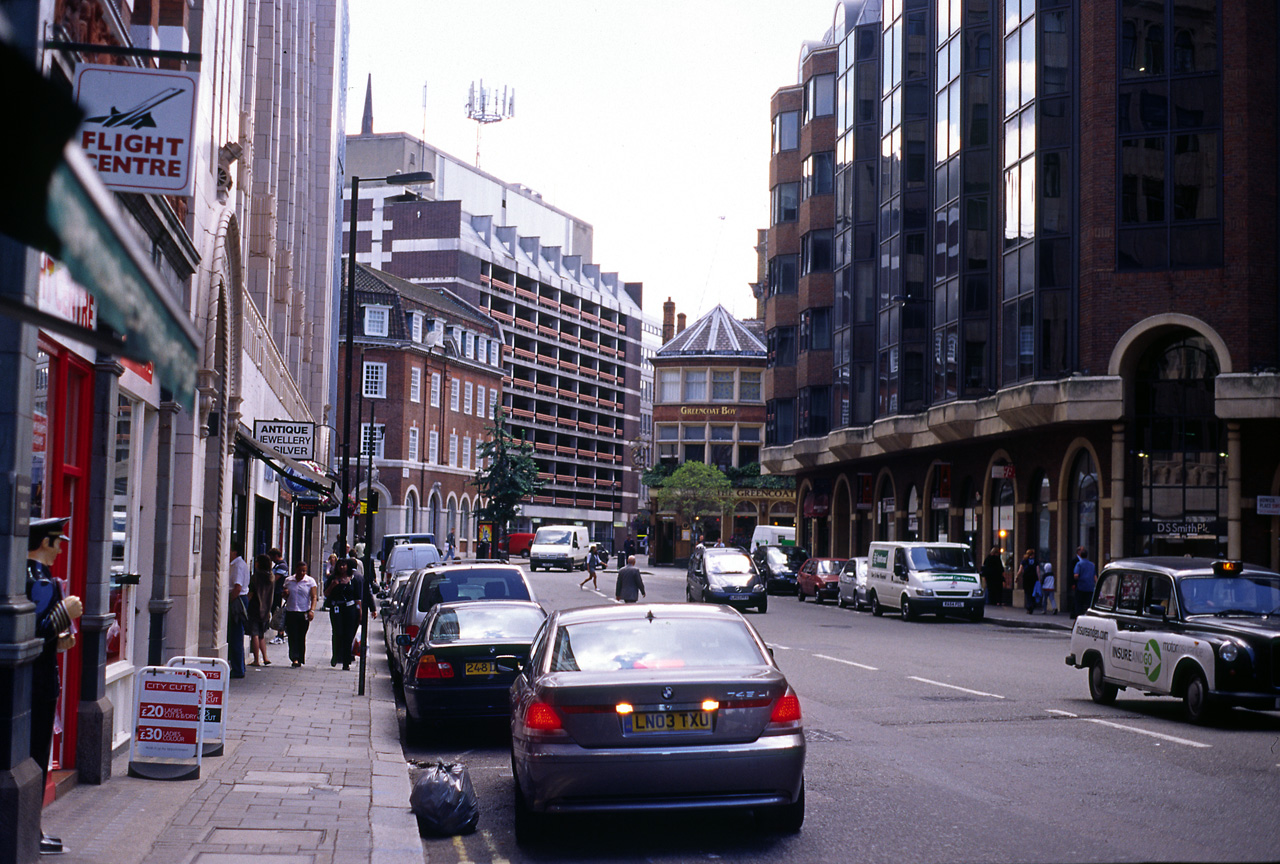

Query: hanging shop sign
left=73, top=64, right=200, bottom=196
left=253, top=420, right=315, bottom=461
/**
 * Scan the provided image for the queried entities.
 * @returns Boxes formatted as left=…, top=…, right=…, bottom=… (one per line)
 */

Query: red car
left=797, top=558, right=848, bottom=603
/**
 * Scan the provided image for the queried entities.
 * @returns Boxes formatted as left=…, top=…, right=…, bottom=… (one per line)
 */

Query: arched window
left=447, top=499, right=458, bottom=541
left=1032, top=472, right=1051, bottom=561
left=405, top=490, right=418, bottom=533
left=876, top=476, right=895, bottom=541
left=928, top=467, right=950, bottom=541
left=1069, top=450, right=1099, bottom=561
left=992, top=470, right=1015, bottom=561
left=430, top=493, right=442, bottom=537
left=906, top=485, right=920, bottom=541
left=461, top=501, right=471, bottom=542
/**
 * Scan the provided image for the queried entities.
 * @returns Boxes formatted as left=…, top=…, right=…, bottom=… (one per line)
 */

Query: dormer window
left=364, top=305, right=389, bottom=337
left=410, top=312, right=424, bottom=343
left=464, top=332, right=474, bottom=359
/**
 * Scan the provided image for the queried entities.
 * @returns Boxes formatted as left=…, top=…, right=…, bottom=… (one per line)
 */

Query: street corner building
left=0, top=1, right=345, bottom=858
left=757, top=0, right=1280, bottom=605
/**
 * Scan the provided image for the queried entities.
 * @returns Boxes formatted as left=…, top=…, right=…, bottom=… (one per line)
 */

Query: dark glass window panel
left=903, top=197, right=928, bottom=231
left=804, top=230, right=835, bottom=275
left=934, top=207, right=949, bottom=278
left=947, top=277, right=960, bottom=321
left=905, top=81, right=931, bottom=120
left=964, top=319, right=989, bottom=391
left=855, top=126, right=876, bottom=169
left=1003, top=250, right=1019, bottom=302
left=964, top=148, right=991, bottom=193
left=769, top=254, right=799, bottom=295
left=1040, top=151, right=1069, bottom=234
left=1042, top=12, right=1070, bottom=95
left=934, top=282, right=947, bottom=325
left=1002, top=300, right=1019, bottom=384
left=1121, top=19, right=1138, bottom=75
left=813, top=151, right=834, bottom=195
left=1019, top=243, right=1035, bottom=295
left=1018, top=297, right=1035, bottom=379
left=1119, top=83, right=1169, bottom=133
left=947, top=158, right=960, bottom=202
left=774, top=110, right=800, bottom=152
left=966, top=199, right=990, bottom=270
left=812, top=308, right=832, bottom=351
left=773, top=182, right=800, bottom=223
left=902, top=349, right=926, bottom=409
left=855, top=163, right=877, bottom=223
left=905, top=129, right=928, bottom=186
left=1144, top=22, right=1166, bottom=76
left=1040, top=97, right=1071, bottom=148
left=967, top=74, right=991, bottom=147
left=1172, top=133, right=1217, bottom=220
left=855, top=262, right=876, bottom=322
left=1170, top=225, right=1222, bottom=268
left=1039, top=290, right=1070, bottom=377
left=775, top=327, right=797, bottom=366
left=684, top=444, right=705, bottom=463
left=1003, top=166, right=1020, bottom=249
left=904, top=232, right=927, bottom=302
left=1117, top=227, right=1169, bottom=270
left=1120, top=137, right=1166, bottom=223
left=807, top=73, right=836, bottom=122
left=907, top=11, right=930, bottom=79
left=1172, top=76, right=1219, bottom=130
left=946, top=203, right=961, bottom=277
left=1173, top=1, right=1217, bottom=73
left=968, top=30, right=992, bottom=69
left=1039, top=237, right=1071, bottom=288
left=935, top=164, right=949, bottom=205
left=1004, top=30, right=1021, bottom=116
left=855, top=226, right=876, bottom=260
left=858, top=29, right=878, bottom=61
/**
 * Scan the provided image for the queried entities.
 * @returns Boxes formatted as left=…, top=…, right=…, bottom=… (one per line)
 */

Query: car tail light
left=414, top=654, right=453, bottom=680
left=524, top=701, right=562, bottom=731
left=769, top=690, right=802, bottom=726
left=406, top=624, right=419, bottom=641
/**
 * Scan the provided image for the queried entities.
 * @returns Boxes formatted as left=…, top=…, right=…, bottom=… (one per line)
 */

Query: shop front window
left=1069, top=450, right=1099, bottom=560
left=108, top=394, right=139, bottom=665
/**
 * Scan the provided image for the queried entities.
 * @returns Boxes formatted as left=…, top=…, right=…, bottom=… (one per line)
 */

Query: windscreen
left=429, top=604, right=546, bottom=643
left=1178, top=575, right=1280, bottom=615
left=533, top=528, right=571, bottom=545
left=906, top=546, right=974, bottom=573
left=765, top=547, right=809, bottom=569
left=706, top=553, right=754, bottom=575
left=418, top=569, right=532, bottom=612
left=549, top=617, right=768, bottom=672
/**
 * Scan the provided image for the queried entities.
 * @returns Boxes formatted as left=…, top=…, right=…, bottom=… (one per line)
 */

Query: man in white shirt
left=229, top=542, right=249, bottom=677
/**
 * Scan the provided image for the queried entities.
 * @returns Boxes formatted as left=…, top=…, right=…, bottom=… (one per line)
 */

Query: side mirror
left=495, top=655, right=523, bottom=673
left=395, top=634, right=413, bottom=647
left=1146, top=604, right=1168, bottom=619
left=894, top=563, right=907, bottom=579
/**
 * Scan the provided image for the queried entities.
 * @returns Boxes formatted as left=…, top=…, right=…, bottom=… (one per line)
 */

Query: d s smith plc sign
left=254, top=421, right=315, bottom=461
left=73, top=64, right=200, bottom=196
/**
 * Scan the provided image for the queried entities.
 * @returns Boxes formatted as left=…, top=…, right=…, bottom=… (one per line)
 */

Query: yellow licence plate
left=629, top=710, right=712, bottom=733
left=464, top=661, right=496, bottom=676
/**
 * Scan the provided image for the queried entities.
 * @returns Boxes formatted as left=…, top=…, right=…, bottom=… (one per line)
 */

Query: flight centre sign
left=73, top=64, right=200, bottom=196
left=254, top=421, right=316, bottom=460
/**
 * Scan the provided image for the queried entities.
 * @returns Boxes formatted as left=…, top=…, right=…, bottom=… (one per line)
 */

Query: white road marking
left=908, top=676, right=1006, bottom=699
left=813, top=653, right=878, bottom=671
left=1082, top=717, right=1211, bottom=748
left=1045, top=709, right=1078, bottom=718
left=770, top=642, right=792, bottom=650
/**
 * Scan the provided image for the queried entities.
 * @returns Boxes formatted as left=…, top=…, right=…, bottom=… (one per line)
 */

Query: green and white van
left=865, top=541, right=985, bottom=621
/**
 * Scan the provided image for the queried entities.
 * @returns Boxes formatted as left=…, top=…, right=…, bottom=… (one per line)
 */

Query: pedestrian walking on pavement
left=615, top=555, right=646, bottom=603
left=981, top=548, right=1005, bottom=606
left=325, top=558, right=361, bottom=669
left=270, top=547, right=289, bottom=644
left=228, top=542, right=249, bottom=677
left=579, top=544, right=601, bottom=590
left=1072, top=546, right=1097, bottom=617
left=247, top=554, right=275, bottom=665
left=1041, top=561, right=1058, bottom=614
left=284, top=561, right=319, bottom=666
left=1018, top=549, right=1040, bottom=614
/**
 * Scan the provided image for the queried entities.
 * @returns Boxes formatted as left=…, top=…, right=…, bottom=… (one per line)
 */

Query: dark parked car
left=402, top=600, right=546, bottom=731
left=507, top=603, right=805, bottom=841
left=796, top=558, right=848, bottom=603
left=1066, top=558, right=1280, bottom=724
left=752, top=545, right=810, bottom=595
left=386, top=563, right=535, bottom=681
left=686, top=546, right=768, bottom=613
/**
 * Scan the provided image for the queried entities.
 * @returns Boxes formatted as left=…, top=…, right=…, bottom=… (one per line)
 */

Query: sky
left=346, top=0, right=843, bottom=323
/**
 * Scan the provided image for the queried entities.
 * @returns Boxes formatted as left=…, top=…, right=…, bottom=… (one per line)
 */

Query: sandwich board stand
left=167, top=656, right=230, bottom=756
left=128, top=666, right=207, bottom=780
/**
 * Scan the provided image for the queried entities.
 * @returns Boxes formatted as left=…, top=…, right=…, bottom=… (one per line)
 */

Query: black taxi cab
left=1066, top=558, right=1280, bottom=723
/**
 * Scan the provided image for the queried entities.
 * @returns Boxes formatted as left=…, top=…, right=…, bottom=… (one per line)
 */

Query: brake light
left=406, top=624, right=419, bottom=640
left=414, top=654, right=453, bottom=680
left=770, top=692, right=802, bottom=724
left=524, top=702, right=562, bottom=731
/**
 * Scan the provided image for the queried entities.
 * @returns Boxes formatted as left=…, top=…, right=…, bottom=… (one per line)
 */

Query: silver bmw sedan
left=506, top=603, right=806, bottom=840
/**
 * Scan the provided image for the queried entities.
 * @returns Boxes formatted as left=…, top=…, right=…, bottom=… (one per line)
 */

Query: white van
left=865, top=541, right=985, bottom=621
left=529, top=525, right=590, bottom=572
left=751, top=525, right=796, bottom=549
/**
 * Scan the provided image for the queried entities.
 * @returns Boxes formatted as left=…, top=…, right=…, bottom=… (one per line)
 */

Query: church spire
left=361, top=74, right=374, bottom=135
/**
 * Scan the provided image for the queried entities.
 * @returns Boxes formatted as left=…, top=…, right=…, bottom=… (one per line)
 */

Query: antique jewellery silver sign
left=73, top=64, right=200, bottom=196
left=254, top=421, right=316, bottom=460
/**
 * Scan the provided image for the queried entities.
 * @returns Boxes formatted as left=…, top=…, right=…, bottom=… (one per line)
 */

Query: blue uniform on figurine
left=26, top=516, right=83, bottom=856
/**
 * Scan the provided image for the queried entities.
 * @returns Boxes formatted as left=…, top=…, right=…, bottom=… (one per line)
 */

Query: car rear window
left=418, top=569, right=532, bottom=612
left=549, top=617, right=768, bottom=672
left=387, top=546, right=438, bottom=570
left=429, top=605, right=546, bottom=643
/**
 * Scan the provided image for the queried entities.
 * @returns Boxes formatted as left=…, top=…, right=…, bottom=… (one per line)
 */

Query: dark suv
left=752, top=545, right=810, bottom=595
left=686, top=546, right=768, bottom=613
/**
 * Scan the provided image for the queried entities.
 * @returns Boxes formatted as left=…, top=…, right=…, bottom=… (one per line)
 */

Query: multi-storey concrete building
left=762, top=1, right=1280, bottom=601
left=345, top=133, right=643, bottom=550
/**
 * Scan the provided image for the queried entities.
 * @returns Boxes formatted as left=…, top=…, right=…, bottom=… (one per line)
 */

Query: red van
left=505, top=532, right=535, bottom=556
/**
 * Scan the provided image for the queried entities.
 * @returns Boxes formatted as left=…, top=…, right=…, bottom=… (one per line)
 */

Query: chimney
left=662, top=297, right=675, bottom=343
left=677, top=313, right=687, bottom=334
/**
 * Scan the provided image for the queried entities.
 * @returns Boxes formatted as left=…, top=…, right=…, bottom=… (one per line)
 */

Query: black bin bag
left=409, top=761, right=480, bottom=836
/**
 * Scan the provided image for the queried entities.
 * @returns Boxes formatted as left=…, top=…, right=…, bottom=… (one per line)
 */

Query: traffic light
left=367, top=490, right=379, bottom=513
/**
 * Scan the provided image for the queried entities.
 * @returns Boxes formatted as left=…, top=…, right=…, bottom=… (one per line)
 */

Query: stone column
left=1110, top=423, right=1126, bottom=562
left=76, top=359, right=123, bottom=785
left=148, top=398, right=181, bottom=666
left=1227, top=422, right=1241, bottom=559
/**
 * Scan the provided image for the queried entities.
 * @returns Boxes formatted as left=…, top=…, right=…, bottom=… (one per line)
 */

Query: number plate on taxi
left=628, top=710, right=712, bottom=733
left=464, top=661, right=496, bottom=676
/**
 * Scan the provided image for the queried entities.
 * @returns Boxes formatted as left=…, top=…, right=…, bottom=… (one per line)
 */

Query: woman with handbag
left=247, top=554, right=275, bottom=665
left=325, top=558, right=360, bottom=669
left=284, top=561, right=318, bottom=666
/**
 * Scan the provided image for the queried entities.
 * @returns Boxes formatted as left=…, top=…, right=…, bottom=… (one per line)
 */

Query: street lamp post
left=341, top=170, right=433, bottom=555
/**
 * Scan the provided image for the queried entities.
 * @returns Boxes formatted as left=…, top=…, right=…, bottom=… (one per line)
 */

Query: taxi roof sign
left=1212, top=560, right=1244, bottom=576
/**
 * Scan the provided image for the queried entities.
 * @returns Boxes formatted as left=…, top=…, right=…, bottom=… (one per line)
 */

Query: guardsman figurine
left=26, top=516, right=83, bottom=856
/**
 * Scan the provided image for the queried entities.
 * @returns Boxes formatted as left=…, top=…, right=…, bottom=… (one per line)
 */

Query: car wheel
left=970, top=607, right=984, bottom=622
left=870, top=592, right=883, bottom=616
left=757, top=595, right=768, bottom=614
left=765, top=780, right=804, bottom=834
left=686, top=584, right=694, bottom=602
left=1088, top=657, right=1118, bottom=705
left=797, top=585, right=805, bottom=602
left=900, top=596, right=915, bottom=621
left=1182, top=668, right=1216, bottom=725
left=814, top=589, right=825, bottom=605
left=512, top=766, right=543, bottom=844
left=837, top=594, right=847, bottom=609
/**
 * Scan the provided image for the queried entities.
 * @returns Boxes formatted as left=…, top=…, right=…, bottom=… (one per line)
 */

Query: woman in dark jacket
left=247, top=554, right=275, bottom=665
left=981, top=549, right=1005, bottom=606
left=325, top=558, right=361, bottom=669
left=1017, top=549, right=1040, bottom=615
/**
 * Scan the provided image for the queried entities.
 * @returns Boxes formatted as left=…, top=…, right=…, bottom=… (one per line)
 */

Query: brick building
left=760, top=0, right=1280, bottom=600
left=339, top=264, right=504, bottom=557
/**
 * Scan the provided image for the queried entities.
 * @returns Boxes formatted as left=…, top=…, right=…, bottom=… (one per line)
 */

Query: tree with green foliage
left=649, top=461, right=735, bottom=546
left=724, top=462, right=796, bottom=490
left=472, top=408, right=544, bottom=556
